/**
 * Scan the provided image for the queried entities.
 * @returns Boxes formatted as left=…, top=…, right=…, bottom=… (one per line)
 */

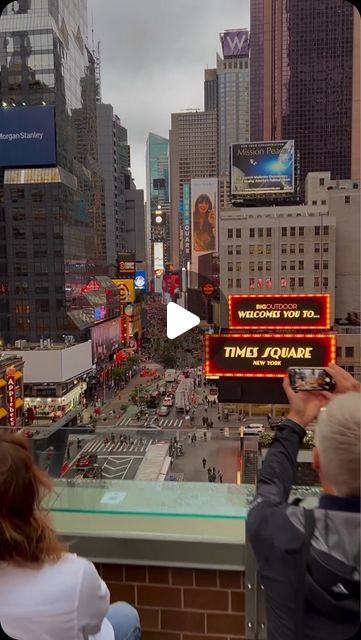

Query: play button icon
left=166, top=302, right=200, bottom=340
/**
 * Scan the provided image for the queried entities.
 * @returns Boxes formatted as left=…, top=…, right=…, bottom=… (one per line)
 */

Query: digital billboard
left=90, top=318, right=121, bottom=360
left=112, top=279, right=135, bottom=304
left=134, top=271, right=147, bottom=291
left=0, top=105, right=56, bottom=167
left=204, top=333, right=336, bottom=378
left=220, top=29, right=249, bottom=58
left=230, top=140, right=294, bottom=195
left=117, top=253, right=135, bottom=278
left=191, top=178, right=218, bottom=275
left=228, top=294, right=331, bottom=330
left=153, top=242, right=164, bottom=277
left=182, top=182, right=191, bottom=262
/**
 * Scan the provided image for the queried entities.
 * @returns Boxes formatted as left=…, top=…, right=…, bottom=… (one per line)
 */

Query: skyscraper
left=250, top=0, right=360, bottom=188
left=0, top=0, right=106, bottom=344
left=145, top=133, right=170, bottom=277
left=204, top=68, right=217, bottom=112
left=169, top=111, right=217, bottom=269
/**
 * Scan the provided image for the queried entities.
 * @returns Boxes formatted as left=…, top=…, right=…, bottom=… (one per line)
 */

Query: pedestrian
left=205, top=407, right=208, bottom=415
left=202, top=416, right=206, bottom=427
left=212, top=466, right=216, bottom=476
left=207, top=466, right=212, bottom=479
left=203, top=431, right=207, bottom=441
left=187, top=433, right=191, bottom=444
left=110, top=432, right=115, bottom=444
left=202, top=457, right=207, bottom=469
left=211, top=471, right=217, bottom=483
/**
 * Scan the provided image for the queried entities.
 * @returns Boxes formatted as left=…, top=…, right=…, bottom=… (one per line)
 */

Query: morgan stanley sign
left=220, top=29, right=249, bottom=58
left=0, top=105, right=56, bottom=167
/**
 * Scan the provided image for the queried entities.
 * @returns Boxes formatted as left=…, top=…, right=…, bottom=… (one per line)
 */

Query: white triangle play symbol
left=167, top=302, right=200, bottom=339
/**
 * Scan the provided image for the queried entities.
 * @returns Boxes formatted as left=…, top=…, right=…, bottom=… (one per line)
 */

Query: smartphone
left=288, top=367, right=335, bottom=392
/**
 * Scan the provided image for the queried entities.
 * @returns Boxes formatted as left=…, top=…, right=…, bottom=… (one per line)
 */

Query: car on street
left=162, top=396, right=174, bottom=407
left=242, top=423, right=264, bottom=436
left=158, top=405, right=170, bottom=416
left=75, top=453, right=98, bottom=469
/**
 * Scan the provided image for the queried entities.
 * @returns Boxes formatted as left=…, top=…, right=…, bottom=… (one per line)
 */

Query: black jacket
left=246, top=419, right=360, bottom=640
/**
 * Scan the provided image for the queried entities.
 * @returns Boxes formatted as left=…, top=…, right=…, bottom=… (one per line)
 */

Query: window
left=266, top=244, right=272, bottom=255
left=315, top=243, right=320, bottom=253
left=257, top=245, right=263, bottom=255
left=227, top=262, right=233, bottom=272
left=249, top=228, right=255, bottom=238
left=281, top=244, right=287, bottom=254
left=257, top=228, right=263, bottom=238
left=345, top=196, right=350, bottom=204
left=249, top=245, right=255, bottom=255
left=314, top=261, right=320, bottom=270
left=249, top=277, right=255, bottom=289
left=323, top=260, right=328, bottom=270
left=336, top=346, right=342, bottom=358
left=257, top=261, right=263, bottom=272
left=35, top=300, right=49, bottom=313
left=290, top=227, right=295, bottom=237
left=236, top=228, right=242, bottom=238
left=281, top=261, right=287, bottom=271
left=227, top=229, right=233, bottom=239
left=266, top=227, right=272, bottom=237
left=314, top=276, right=320, bottom=287
left=298, top=261, right=304, bottom=270
left=236, top=278, right=241, bottom=288
left=227, top=245, right=233, bottom=255
left=319, top=178, right=325, bottom=186
left=323, top=276, right=328, bottom=288
left=323, top=226, right=329, bottom=235
left=290, top=277, right=295, bottom=288
left=345, top=347, right=354, bottom=358
left=315, top=226, right=320, bottom=236
left=249, top=262, right=255, bottom=272
left=228, top=278, right=233, bottom=288
left=298, top=277, right=304, bottom=287
left=236, top=245, right=241, bottom=255
left=299, top=244, right=304, bottom=254
left=321, top=200, right=327, bottom=205
left=299, top=227, right=304, bottom=236
left=266, top=261, right=271, bottom=272
left=236, top=262, right=241, bottom=272
left=281, top=227, right=287, bottom=237
left=290, top=261, right=295, bottom=271
left=312, top=200, right=317, bottom=205
left=290, top=244, right=296, bottom=254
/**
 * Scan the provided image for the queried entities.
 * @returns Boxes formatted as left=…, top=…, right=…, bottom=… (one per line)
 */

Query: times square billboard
left=0, top=105, right=56, bottom=167
left=230, top=140, right=295, bottom=196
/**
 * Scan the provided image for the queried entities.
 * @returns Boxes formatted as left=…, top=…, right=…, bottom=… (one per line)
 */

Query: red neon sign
left=228, top=294, right=331, bottom=330
left=204, top=333, right=336, bottom=378
left=6, top=372, right=17, bottom=428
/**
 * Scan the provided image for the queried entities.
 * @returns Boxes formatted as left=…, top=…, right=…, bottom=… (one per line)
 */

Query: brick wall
left=96, top=563, right=245, bottom=640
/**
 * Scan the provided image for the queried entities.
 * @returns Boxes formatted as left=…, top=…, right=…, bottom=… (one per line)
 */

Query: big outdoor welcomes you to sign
left=228, top=294, right=331, bottom=330
left=204, top=334, right=336, bottom=378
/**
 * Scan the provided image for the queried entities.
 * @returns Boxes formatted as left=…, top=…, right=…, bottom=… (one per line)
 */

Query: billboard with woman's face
left=191, top=178, right=218, bottom=275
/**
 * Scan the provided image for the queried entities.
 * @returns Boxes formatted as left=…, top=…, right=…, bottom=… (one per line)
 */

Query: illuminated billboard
left=191, top=178, right=218, bottom=275
left=204, top=333, right=336, bottom=378
left=153, top=242, right=164, bottom=277
left=117, top=253, right=135, bottom=278
left=0, top=106, right=56, bottom=167
left=134, top=271, right=147, bottom=291
left=112, top=279, right=135, bottom=304
left=230, top=140, right=294, bottom=195
left=228, top=294, right=331, bottom=330
left=220, top=29, right=249, bottom=58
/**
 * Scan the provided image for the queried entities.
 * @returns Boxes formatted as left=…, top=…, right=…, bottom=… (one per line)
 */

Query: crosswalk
left=116, top=415, right=184, bottom=429
left=81, top=436, right=155, bottom=455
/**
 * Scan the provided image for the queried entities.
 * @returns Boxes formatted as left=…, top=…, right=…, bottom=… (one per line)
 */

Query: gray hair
left=315, top=391, right=360, bottom=496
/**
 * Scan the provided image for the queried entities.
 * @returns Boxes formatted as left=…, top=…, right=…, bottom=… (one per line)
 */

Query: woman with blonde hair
left=0, top=433, right=140, bottom=640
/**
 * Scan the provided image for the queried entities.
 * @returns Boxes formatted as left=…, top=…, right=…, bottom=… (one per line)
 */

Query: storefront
left=24, top=381, right=87, bottom=421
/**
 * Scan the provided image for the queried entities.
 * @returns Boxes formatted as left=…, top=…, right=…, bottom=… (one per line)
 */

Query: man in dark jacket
left=247, top=364, right=360, bottom=640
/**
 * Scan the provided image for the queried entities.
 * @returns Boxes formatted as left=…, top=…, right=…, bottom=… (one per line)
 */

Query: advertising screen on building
left=117, top=253, right=135, bottom=278
left=228, top=294, right=331, bottom=330
left=112, top=279, right=135, bottom=304
left=204, top=334, right=336, bottom=378
left=221, top=29, right=249, bottom=57
left=230, top=140, right=294, bottom=195
left=134, top=271, right=147, bottom=291
left=90, top=319, right=121, bottom=361
left=182, top=182, right=191, bottom=262
left=153, top=242, right=164, bottom=277
left=6, top=370, right=17, bottom=428
left=191, top=177, right=218, bottom=275
left=0, top=106, right=56, bottom=167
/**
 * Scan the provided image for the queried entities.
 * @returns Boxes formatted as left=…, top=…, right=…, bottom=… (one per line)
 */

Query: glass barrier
left=47, top=480, right=321, bottom=519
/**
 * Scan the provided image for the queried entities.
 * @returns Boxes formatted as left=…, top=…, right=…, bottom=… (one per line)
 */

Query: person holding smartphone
left=247, top=364, right=360, bottom=640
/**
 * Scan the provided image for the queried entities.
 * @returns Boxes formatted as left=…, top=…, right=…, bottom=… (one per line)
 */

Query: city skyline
left=88, top=0, right=249, bottom=191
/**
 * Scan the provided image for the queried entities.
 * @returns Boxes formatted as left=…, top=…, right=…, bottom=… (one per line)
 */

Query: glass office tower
left=0, top=0, right=106, bottom=344
left=145, top=133, right=170, bottom=275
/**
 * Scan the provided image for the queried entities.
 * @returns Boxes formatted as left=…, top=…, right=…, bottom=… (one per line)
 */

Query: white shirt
left=0, top=553, right=114, bottom=640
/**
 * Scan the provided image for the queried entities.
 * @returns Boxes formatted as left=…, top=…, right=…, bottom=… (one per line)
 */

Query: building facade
left=124, top=184, right=146, bottom=266
left=250, top=0, right=360, bottom=189
left=96, top=103, right=131, bottom=267
left=0, top=0, right=106, bottom=345
left=145, top=133, right=170, bottom=278
left=169, top=111, right=217, bottom=269
left=204, top=68, right=217, bottom=112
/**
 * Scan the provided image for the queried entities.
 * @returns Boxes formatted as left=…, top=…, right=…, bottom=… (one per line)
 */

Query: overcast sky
left=88, top=0, right=250, bottom=193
